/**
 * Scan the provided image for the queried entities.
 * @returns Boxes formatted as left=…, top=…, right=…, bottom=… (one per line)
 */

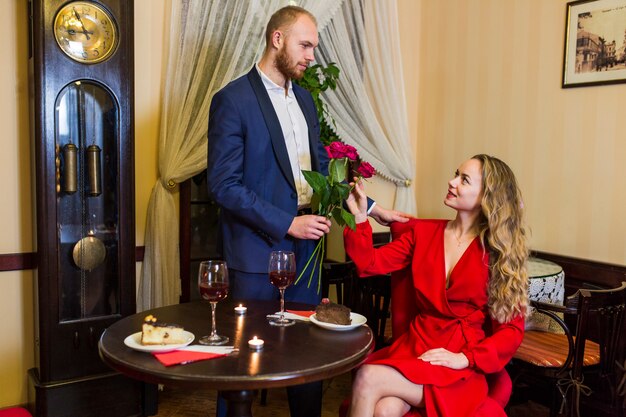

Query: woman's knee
left=352, top=365, right=381, bottom=394
left=373, top=397, right=411, bottom=417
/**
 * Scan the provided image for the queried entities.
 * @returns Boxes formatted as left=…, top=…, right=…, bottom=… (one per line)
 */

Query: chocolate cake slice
left=315, top=298, right=351, bottom=325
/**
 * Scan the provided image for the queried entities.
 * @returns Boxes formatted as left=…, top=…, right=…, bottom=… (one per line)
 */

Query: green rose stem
left=293, top=187, right=357, bottom=293
left=295, top=235, right=324, bottom=291
left=296, top=150, right=371, bottom=293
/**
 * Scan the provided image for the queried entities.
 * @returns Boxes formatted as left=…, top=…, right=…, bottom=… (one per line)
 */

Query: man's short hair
left=264, top=6, right=317, bottom=46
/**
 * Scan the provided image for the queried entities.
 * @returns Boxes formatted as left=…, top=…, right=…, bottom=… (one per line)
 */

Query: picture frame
left=563, top=0, right=626, bottom=87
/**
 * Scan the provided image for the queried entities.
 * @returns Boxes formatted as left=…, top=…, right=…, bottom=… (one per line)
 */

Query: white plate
left=123, top=331, right=195, bottom=353
left=309, top=312, right=367, bottom=331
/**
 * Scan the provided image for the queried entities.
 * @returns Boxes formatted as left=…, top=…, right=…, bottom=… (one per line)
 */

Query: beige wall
left=1, top=0, right=35, bottom=406
left=400, top=0, right=625, bottom=265
left=1, top=0, right=624, bottom=408
left=134, top=0, right=168, bottom=246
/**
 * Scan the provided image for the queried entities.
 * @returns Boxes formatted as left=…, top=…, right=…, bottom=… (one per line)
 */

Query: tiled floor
left=154, top=372, right=351, bottom=417
left=154, top=371, right=549, bottom=417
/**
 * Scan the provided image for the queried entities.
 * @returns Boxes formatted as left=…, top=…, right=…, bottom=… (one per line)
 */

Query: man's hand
left=418, top=348, right=469, bottom=370
left=287, top=215, right=331, bottom=240
left=369, top=204, right=412, bottom=226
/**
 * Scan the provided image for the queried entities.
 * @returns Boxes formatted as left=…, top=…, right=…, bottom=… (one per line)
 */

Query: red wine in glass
left=199, top=282, right=229, bottom=302
left=269, top=271, right=296, bottom=289
left=198, top=260, right=230, bottom=345
left=268, top=251, right=296, bottom=327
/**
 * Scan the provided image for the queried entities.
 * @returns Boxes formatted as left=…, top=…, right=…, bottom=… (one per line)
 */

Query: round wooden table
left=99, top=299, right=374, bottom=417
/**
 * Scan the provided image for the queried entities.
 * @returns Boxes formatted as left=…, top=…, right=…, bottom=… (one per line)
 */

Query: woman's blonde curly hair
left=472, top=154, right=529, bottom=323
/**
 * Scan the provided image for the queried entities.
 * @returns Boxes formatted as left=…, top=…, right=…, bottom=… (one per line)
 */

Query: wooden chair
left=510, top=281, right=626, bottom=417
left=356, top=275, right=391, bottom=348
left=353, top=232, right=392, bottom=349
left=321, top=258, right=358, bottom=308
left=321, top=232, right=392, bottom=349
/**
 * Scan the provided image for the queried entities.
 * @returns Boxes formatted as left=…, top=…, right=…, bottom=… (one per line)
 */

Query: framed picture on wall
left=563, top=0, right=626, bottom=87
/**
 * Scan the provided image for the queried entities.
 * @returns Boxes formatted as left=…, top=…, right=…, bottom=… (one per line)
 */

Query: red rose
left=356, top=161, right=376, bottom=178
left=343, top=144, right=358, bottom=160
left=326, top=142, right=343, bottom=158
left=326, top=141, right=359, bottom=160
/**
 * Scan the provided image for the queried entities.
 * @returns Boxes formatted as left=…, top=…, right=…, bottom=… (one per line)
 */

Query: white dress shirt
left=257, top=65, right=313, bottom=208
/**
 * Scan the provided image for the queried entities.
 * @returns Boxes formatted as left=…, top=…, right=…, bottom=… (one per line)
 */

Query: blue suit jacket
left=207, top=68, right=329, bottom=273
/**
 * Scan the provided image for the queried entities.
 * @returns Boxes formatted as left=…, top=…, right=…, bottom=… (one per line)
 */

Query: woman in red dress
left=344, top=155, right=529, bottom=417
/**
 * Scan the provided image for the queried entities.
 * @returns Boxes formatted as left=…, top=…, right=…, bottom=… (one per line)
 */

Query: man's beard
left=276, top=47, right=305, bottom=80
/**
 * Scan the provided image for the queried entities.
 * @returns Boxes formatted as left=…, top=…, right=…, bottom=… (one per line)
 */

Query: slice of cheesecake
left=141, top=314, right=187, bottom=345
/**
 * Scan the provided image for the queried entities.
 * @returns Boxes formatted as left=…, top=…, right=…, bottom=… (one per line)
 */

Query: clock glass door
left=55, top=80, right=119, bottom=321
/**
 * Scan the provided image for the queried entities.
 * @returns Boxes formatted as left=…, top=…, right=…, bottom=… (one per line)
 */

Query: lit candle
left=234, top=304, right=247, bottom=315
left=248, top=336, right=264, bottom=351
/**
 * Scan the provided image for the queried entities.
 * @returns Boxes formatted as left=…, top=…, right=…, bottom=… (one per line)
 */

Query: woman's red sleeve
left=462, top=314, right=525, bottom=374
left=343, top=220, right=414, bottom=277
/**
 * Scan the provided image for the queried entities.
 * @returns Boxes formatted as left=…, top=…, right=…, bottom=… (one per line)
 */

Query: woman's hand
left=346, top=177, right=369, bottom=223
left=418, top=348, right=469, bottom=370
left=369, top=205, right=412, bottom=226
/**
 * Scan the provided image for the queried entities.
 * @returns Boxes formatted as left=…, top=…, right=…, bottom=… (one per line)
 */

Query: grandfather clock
left=27, top=1, right=153, bottom=416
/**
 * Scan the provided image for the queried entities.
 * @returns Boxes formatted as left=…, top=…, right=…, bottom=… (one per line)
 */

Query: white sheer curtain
left=138, top=0, right=344, bottom=310
left=138, top=0, right=282, bottom=310
left=314, top=0, right=416, bottom=214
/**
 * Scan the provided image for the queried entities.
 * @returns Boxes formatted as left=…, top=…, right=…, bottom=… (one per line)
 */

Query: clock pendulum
left=72, top=86, right=105, bottom=275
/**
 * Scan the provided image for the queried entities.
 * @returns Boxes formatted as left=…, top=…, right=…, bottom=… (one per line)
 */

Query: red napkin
left=287, top=309, right=315, bottom=318
left=152, top=350, right=227, bottom=366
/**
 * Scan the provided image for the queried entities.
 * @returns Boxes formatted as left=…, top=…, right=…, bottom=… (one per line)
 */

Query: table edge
left=99, top=330, right=374, bottom=390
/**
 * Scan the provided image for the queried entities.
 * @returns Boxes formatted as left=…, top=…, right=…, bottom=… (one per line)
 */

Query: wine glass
left=268, top=251, right=296, bottom=327
left=198, top=260, right=230, bottom=345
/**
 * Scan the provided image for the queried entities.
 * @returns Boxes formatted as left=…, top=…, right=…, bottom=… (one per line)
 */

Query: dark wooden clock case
left=27, top=1, right=155, bottom=415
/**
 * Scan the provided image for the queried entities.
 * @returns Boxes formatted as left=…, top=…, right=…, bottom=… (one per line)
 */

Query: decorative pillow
left=525, top=271, right=565, bottom=334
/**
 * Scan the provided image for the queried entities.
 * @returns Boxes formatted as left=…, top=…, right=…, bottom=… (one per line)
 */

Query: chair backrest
left=321, top=259, right=357, bottom=307
left=566, top=281, right=626, bottom=381
left=322, top=257, right=391, bottom=346
left=343, top=232, right=393, bottom=348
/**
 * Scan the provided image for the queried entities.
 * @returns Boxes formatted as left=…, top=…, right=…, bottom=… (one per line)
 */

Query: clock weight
left=62, top=143, right=78, bottom=194
left=86, top=144, right=101, bottom=197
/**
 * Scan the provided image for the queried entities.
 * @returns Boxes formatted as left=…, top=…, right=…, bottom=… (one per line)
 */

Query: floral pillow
left=525, top=272, right=565, bottom=334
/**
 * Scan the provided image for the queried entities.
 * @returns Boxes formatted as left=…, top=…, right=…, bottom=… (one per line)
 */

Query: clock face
left=54, top=1, right=118, bottom=64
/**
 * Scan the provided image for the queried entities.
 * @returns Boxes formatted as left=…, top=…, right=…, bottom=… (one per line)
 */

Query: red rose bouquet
left=295, top=141, right=375, bottom=291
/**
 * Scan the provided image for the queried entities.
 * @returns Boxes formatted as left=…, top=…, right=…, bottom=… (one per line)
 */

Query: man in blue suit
left=207, top=6, right=408, bottom=417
